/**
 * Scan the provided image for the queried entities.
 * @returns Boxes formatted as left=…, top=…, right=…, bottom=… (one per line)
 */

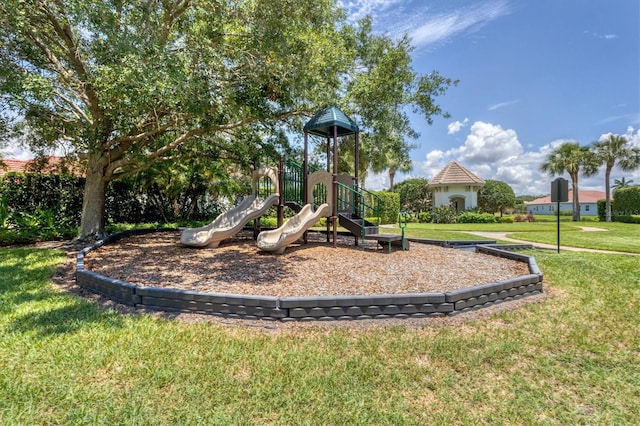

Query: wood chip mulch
left=83, top=230, right=531, bottom=297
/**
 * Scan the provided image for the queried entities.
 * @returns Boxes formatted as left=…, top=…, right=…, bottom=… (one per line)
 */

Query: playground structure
left=257, top=169, right=332, bottom=254
left=181, top=106, right=406, bottom=253
left=180, top=167, right=279, bottom=248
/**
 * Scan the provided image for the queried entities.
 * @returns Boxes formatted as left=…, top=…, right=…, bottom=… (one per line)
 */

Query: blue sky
left=346, top=0, right=640, bottom=195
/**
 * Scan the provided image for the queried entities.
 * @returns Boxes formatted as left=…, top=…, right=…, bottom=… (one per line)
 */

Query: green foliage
left=477, top=179, right=516, bottom=214
left=614, top=215, right=640, bottom=224
left=597, top=199, right=606, bottom=221
left=418, top=211, right=433, bottom=223
left=498, top=216, right=514, bottom=223
left=457, top=212, right=497, bottom=223
left=392, top=177, right=430, bottom=213
left=540, top=141, right=600, bottom=221
left=374, top=191, right=400, bottom=224
left=612, top=186, right=640, bottom=216
left=0, top=172, right=235, bottom=244
left=431, top=205, right=458, bottom=224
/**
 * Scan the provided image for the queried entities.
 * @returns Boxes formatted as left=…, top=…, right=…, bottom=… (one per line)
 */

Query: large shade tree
left=477, top=179, right=516, bottom=216
left=540, top=141, right=599, bottom=221
left=591, top=134, right=640, bottom=222
left=0, top=0, right=455, bottom=240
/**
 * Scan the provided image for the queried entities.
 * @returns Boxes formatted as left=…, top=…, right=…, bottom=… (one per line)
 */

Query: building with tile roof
left=427, top=161, right=485, bottom=212
left=525, top=190, right=606, bottom=216
left=0, top=156, right=84, bottom=177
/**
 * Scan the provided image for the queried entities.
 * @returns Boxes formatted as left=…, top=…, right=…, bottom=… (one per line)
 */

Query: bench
left=363, top=233, right=409, bottom=253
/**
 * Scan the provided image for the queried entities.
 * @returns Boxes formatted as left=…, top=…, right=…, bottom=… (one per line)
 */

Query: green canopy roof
left=303, top=106, right=359, bottom=137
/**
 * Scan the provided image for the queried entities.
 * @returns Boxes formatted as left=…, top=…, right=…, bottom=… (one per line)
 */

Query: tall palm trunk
left=604, top=162, right=613, bottom=222
left=570, top=172, right=580, bottom=221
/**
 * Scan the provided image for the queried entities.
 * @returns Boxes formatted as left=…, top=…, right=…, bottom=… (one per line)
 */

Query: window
left=585, top=204, right=590, bottom=211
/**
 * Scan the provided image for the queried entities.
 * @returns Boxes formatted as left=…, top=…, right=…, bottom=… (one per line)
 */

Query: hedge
left=373, top=191, right=400, bottom=225
left=612, top=187, right=640, bottom=216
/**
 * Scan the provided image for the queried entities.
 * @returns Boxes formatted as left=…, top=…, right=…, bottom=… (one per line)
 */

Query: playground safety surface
left=83, top=230, right=530, bottom=298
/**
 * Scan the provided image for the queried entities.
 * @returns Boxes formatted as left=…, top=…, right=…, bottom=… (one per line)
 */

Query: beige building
left=428, top=161, right=485, bottom=212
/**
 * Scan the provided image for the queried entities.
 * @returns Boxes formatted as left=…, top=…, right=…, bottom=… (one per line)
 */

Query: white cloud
left=447, top=118, right=469, bottom=134
left=343, top=1, right=510, bottom=50
left=449, top=121, right=523, bottom=165
left=406, top=1, right=510, bottom=49
left=414, top=123, right=622, bottom=195
left=586, top=31, right=618, bottom=40
left=488, top=99, right=520, bottom=111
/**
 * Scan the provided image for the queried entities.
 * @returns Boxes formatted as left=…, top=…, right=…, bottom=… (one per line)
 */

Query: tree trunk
left=605, top=166, right=612, bottom=222
left=389, top=168, right=396, bottom=192
left=79, top=154, right=108, bottom=240
left=571, top=173, right=580, bottom=221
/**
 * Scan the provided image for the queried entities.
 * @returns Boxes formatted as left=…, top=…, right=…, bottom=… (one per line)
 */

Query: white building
left=428, top=161, right=485, bottom=212
left=525, top=190, right=605, bottom=216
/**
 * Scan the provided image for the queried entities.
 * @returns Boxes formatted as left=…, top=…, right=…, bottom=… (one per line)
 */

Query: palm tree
left=386, top=152, right=413, bottom=192
left=592, top=134, right=640, bottom=222
left=612, top=177, right=634, bottom=191
left=540, top=141, right=599, bottom=221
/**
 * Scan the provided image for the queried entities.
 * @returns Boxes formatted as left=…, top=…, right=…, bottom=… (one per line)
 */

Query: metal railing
left=337, top=182, right=381, bottom=241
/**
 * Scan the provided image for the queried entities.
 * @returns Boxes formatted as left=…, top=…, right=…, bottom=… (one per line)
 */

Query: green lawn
left=384, top=221, right=640, bottom=254
left=1, top=225, right=640, bottom=425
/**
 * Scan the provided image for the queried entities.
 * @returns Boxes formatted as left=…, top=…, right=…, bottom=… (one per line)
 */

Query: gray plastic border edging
left=76, top=229, right=544, bottom=321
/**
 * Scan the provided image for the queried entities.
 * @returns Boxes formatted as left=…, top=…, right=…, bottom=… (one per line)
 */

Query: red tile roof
left=0, top=159, right=29, bottom=175
left=429, top=161, right=485, bottom=185
left=0, top=156, right=84, bottom=177
left=526, top=190, right=606, bottom=204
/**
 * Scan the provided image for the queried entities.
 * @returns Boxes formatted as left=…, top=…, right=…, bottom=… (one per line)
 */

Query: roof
left=428, top=161, right=485, bottom=186
left=526, top=190, right=607, bottom=204
left=303, top=106, right=359, bottom=137
left=0, top=159, right=29, bottom=175
left=0, top=156, right=84, bottom=177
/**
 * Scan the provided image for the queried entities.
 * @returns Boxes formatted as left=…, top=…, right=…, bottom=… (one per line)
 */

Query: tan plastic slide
left=181, top=166, right=279, bottom=248
left=256, top=203, right=331, bottom=254
left=180, top=194, right=279, bottom=248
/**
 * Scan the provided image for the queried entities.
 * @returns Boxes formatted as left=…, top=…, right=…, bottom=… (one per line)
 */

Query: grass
left=1, top=224, right=640, bottom=424
left=382, top=221, right=640, bottom=254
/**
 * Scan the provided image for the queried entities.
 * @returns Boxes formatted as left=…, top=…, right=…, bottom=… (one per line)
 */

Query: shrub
left=514, top=214, right=527, bottom=222
left=499, top=216, right=514, bottom=223
left=612, top=187, right=640, bottom=217
left=457, top=212, right=497, bottom=223
left=597, top=199, right=606, bottom=221
left=417, top=211, right=432, bottom=223
left=371, top=191, right=400, bottom=225
left=614, top=215, right=640, bottom=224
left=431, top=206, right=458, bottom=224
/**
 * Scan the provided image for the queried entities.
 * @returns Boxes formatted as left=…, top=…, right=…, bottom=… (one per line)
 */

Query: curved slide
left=180, top=194, right=279, bottom=248
left=257, top=203, right=331, bottom=254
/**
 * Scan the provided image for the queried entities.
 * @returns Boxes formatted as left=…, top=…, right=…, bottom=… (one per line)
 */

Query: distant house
left=0, top=156, right=84, bottom=177
left=525, top=190, right=606, bottom=216
left=428, top=161, right=485, bottom=212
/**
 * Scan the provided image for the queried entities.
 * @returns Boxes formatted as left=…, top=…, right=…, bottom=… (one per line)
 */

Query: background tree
left=540, top=141, right=599, bottom=221
left=613, top=177, right=634, bottom=190
left=392, top=177, right=430, bottom=213
left=0, top=0, right=455, bottom=240
left=477, top=179, right=516, bottom=216
left=592, top=134, right=640, bottom=222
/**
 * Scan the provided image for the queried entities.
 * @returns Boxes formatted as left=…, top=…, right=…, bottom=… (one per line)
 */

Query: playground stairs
left=284, top=200, right=304, bottom=213
left=338, top=212, right=407, bottom=252
left=338, top=212, right=379, bottom=236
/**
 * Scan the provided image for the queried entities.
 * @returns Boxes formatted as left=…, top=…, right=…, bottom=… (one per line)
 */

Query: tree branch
left=37, top=0, right=105, bottom=125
